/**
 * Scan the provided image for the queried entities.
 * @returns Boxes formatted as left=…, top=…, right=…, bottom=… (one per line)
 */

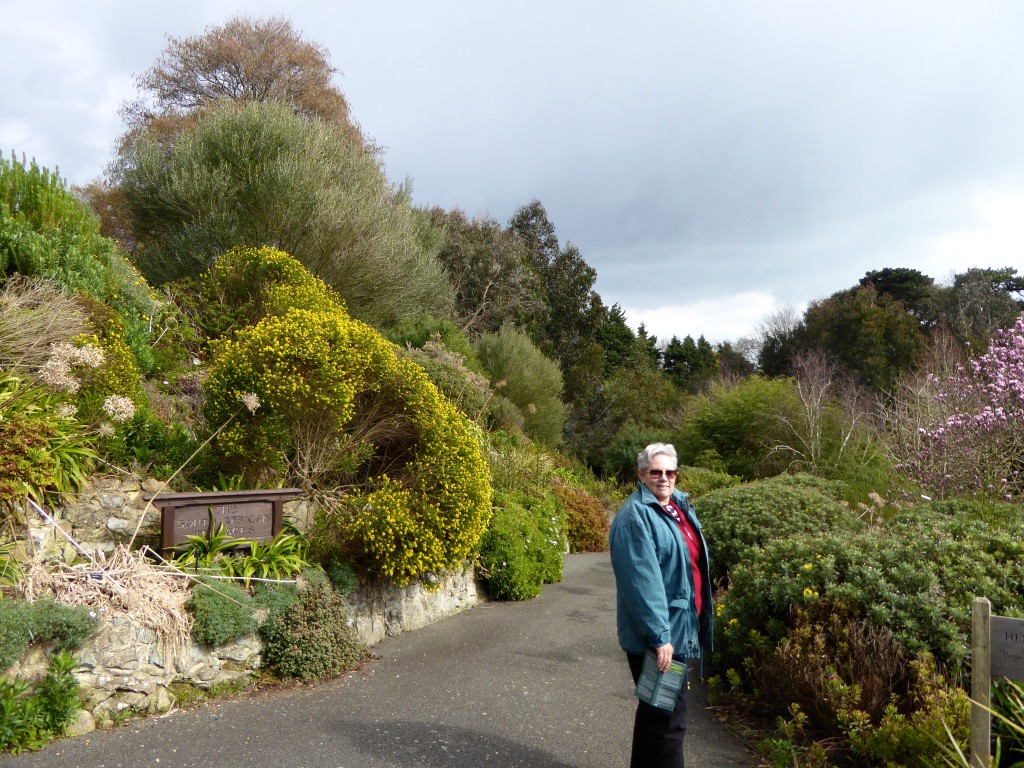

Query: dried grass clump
left=0, top=276, right=86, bottom=371
left=18, top=546, right=193, bottom=661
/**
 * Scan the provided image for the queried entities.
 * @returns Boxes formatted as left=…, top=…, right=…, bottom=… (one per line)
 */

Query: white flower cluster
left=102, top=395, right=136, bottom=423
left=239, top=392, right=261, bottom=414
left=38, top=342, right=105, bottom=393
left=55, top=403, right=78, bottom=419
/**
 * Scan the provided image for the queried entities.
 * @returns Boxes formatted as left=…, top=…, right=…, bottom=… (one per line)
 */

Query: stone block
left=66, top=709, right=96, bottom=737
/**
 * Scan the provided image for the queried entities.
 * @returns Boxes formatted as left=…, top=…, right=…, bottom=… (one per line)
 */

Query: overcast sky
left=3, top=1, right=1023, bottom=344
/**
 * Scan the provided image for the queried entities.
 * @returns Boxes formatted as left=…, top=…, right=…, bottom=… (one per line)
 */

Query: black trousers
left=627, top=652, right=688, bottom=768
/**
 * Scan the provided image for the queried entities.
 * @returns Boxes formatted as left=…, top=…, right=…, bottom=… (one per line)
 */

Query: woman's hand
left=656, top=643, right=674, bottom=672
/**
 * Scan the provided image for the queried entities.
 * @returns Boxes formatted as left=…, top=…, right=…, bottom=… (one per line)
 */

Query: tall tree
left=859, top=267, right=938, bottom=325
left=507, top=200, right=607, bottom=405
left=596, top=304, right=636, bottom=372
left=85, top=16, right=373, bottom=246
left=635, top=324, right=661, bottom=369
left=662, top=334, right=718, bottom=393
left=427, top=208, right=546, bottom=335
left=716, top=340, right=757, bottom=379
left=940, top=266, right=1024, bottom=347
left=802, top=285, right=925, bottom=392
left=117, top=100, right=453, bottom=328
left=122, top=15, right=367, bottom=149
left=757, top=305, right=804, bottom=376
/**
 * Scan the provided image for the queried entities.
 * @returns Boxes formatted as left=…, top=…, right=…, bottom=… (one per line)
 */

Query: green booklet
left=634, top=649, right=687, bottom=711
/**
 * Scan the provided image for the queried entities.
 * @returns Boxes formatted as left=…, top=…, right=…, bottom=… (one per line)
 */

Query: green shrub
left=711, top=498, right=1020, bottom=766
left=676, top=466, right=742, bottom=499
left=206, top=302, right=492, bottom=586
left=553, top=485, right=609, bottom=553
left=0, top=652, right=81, bottom=754
left=485, top=393, right=526, bottom=434
left=697, top=476, right=858, bottom=584
left=400, top=343, right=492, bottom=424
left=0, top=153, right=157, bottom=336
left=72, top=296, right=145, bottom=422
left=477, top=492, right=565, bottom=600
left=259, top=581, right=368, bottom=682
left=715, top=502, right=1024, bottom=681
left=485, top=430, right=556, bottom=497
left=385, top=316, right=482, bottom=372
left=325, top=561, right=358, bottom=597
left=474, top=325, right=567, bottom=447
left=0, top=372, right=95, bottom=519
left=187, top=578, right=257, bottom=647
left=0, top=598, right=99, bottom=671
left=251, top=581, right=300, bottom=625
left=601, top=422, right=679, bottom=483
left=679, top=375, right=801, bottom=480
left=99, top=409, right=202, bottom=480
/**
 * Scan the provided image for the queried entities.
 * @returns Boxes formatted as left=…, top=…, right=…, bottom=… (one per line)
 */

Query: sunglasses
left=648, top=469, right=677, bottom=479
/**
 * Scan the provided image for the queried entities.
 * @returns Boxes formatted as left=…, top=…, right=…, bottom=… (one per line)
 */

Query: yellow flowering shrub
left=174, top=245, right=346, bottom=342
left=204, top=304, right=492, bottom=586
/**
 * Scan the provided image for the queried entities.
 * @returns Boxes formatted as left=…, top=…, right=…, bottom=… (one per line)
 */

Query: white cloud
left=622, top=290, right=785, bottom=346
left=926, top=191, right=1024, bottom=283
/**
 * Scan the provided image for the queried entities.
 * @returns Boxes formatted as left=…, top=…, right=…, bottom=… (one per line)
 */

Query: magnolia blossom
left=901, top=316, right=1024, bottom=499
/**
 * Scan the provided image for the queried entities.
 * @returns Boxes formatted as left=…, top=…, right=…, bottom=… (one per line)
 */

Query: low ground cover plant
left=709, top=476, right=1024, bottom=766
left=0, top=598, right=99, bottom=672
left=0, top=652, right=82, bottom=753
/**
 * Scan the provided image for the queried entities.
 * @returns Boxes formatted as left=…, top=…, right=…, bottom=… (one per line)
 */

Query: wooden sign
left=143, top=488, right=301, bottom=553
left=971, top=598, right=1024, bottom=768
left=991, top=614, right=1024, bottom=681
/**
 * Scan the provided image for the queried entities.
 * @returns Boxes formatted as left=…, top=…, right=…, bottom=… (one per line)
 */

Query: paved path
left=5, top=553, right=758, bottom=767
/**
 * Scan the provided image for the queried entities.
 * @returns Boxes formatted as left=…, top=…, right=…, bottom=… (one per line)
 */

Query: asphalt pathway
left=5, top=553, right=758, bottom=767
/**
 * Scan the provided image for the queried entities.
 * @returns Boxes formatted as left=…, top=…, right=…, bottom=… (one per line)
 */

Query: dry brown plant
left=0, top=276, right=86, bottom=370
left=19, top=546, right=193, bottom=663
left=285, top=391, right=416, bottom=500
left=769, top=348, right=875, bottom=474
left=878, top=325, right=971, bottom=473
left=754, top=602, right=909, bottom=729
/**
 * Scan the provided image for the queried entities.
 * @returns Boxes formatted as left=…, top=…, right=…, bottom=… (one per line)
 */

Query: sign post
left=972, top=597, right=992, bottom=768
left=143, top=488, right=302, bottom=555
left=972, top=596, right=1024, bottom=768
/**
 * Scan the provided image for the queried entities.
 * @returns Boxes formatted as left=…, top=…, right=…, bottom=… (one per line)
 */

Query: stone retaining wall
left=5, top=476, right=481, bottom=736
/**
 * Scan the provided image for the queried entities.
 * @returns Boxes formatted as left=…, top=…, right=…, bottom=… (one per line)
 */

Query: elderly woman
left=609, top=443, right=713, bottom=768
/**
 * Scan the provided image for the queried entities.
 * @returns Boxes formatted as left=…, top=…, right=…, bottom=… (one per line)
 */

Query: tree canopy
left=117, top=100, right=453, bottom=328
left=121, top=15, right=367, bottom=150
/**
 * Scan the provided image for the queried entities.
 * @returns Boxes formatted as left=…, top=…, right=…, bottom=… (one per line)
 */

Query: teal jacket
left=608, top=482, right=713, bottom=660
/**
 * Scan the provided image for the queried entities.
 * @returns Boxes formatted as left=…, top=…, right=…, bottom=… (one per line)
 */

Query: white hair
left=637, top=443, right=678, bottom=472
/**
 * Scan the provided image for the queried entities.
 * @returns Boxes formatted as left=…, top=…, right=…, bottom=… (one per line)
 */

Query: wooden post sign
left=971, top=597, right=1024, bottom=768
left=143, top=488, right=302, bottom=555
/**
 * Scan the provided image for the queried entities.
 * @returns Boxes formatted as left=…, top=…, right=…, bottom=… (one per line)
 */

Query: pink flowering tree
left=899, top=315, right=1024, bottom=499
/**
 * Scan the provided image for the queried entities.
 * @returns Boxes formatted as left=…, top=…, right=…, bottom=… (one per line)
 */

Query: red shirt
left=663, top=500, right=703, bottom=618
